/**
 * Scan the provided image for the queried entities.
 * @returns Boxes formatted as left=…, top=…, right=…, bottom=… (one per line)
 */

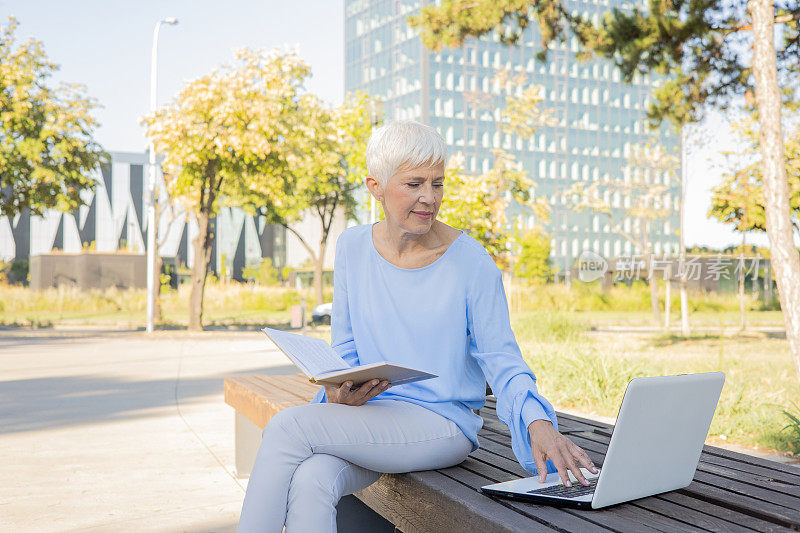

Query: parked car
left=311, top=302, right=332, bottom=325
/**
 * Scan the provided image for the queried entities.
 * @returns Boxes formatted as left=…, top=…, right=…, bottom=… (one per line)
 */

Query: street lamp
left=146, top=17, right=178, bottom=334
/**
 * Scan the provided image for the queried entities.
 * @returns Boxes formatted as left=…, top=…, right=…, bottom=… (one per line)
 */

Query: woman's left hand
left=324, top=379, right=391, bottom=406
left=528, top=419, right=598, bottom=487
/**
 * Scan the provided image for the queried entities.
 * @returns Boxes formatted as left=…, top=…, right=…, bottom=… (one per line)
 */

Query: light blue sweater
left=310, top=223, right=558, bottom=474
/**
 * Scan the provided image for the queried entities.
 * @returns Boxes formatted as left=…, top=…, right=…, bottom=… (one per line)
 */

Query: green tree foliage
left=512, top=228, right=553, bottom=284
left=408, top=0, right=800, bottom=378
left=567, top=142, right=678, bottom=323
left=258, top=91, right=375, bottom=305
left=439, top=151, right=546, bottom=269
left=143, top=48, right=309, bottom=330
left=0, top=17, right=108, bottom=218
left=242, top=258, right=281, bottom=286
left=709, top=121, right=800, bottom=235
left=409, top=0, right=799, bottom=128
left=438, top=68, right=551, bottom=269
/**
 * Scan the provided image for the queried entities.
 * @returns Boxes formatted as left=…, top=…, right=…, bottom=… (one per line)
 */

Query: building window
left=444, top=98, right=453, bottom=117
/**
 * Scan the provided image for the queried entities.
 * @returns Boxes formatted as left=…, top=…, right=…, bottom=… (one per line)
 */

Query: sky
left=2, top=0, right=769, bottom=250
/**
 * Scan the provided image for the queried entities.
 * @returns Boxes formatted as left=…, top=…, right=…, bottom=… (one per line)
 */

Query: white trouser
left=237, top=399, right=473, bottom=533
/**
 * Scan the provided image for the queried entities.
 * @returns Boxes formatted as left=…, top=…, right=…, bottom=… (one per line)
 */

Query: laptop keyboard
left=527, top=477, right=598, bottom=498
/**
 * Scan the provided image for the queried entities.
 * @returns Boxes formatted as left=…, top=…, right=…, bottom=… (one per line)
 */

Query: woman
left=238, top=120, right=597, bottom=532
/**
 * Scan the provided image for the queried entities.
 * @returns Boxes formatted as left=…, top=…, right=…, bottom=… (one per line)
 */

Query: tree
left=151, top=184, right=187, bottom=324
left=439, top=68, right=551, bottom=268
left=143, top=49, right=308, bottom=330
left=259, top=91, right=374, bottom=306
left=709, top=122, right=800, bottom=237
left=409, top=0, right=800, bottom=380
left=710, top=119, right=800, bottom=330
left=512, top=228, right=553, bottom=283
left=566, top=142, right=678, bottom=323
left=0, top=17, right=108, bottom=218
left=439, top=151, right=548, bottom=269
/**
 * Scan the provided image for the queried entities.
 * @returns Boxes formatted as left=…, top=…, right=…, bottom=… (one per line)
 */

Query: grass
left=1, top=282, right=797, bottom=455
left=507, top=280, right=780, bottom=314
left=513, top=311, right=800, bottom=455
left=0, top=283, right=332, bottom=328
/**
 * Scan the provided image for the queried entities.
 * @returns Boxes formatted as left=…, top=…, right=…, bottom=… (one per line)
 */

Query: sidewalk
left=0, top=328, right=297, bottom=533
left=2, top=327, right=795, bottom=532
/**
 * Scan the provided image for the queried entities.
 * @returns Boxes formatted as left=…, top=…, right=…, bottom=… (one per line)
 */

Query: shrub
left=0, top=260, right=29, bottom=285
left=242, top=258, right=281, bottom=286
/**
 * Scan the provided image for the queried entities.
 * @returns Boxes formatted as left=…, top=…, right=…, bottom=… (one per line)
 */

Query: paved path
left=0, top=328, right=298, bottom=533
left=2, top=327, right=795, bottom=532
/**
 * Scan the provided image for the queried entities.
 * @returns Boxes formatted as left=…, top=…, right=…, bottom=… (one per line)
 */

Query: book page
left=262, top=327, right=349, bottom=378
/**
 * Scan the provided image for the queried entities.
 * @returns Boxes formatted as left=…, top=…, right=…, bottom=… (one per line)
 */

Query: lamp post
left=146, top=17, right=178, bottom=334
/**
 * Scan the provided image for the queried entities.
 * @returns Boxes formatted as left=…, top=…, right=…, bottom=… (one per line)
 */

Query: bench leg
left=235, top=411, right=263, bottom=478
left=336, top=495, right=396, bottom=532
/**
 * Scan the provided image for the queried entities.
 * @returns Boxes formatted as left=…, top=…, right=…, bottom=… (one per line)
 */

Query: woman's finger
left=549, top=453, right=571, bottom=487
left=363, top=380, right=390, bottom=403
left=533, top=448, right=548, bottom=483
left=571, top=443, right=598, bottom=474
left=337, top=381, right=353, bottom=404
left=352, top=379, right=380, bottom=403
left=561, top=446, right=588, bottom=486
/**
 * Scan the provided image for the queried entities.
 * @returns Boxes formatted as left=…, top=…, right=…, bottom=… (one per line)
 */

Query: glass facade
left=345, top=0, right=681, bottom=271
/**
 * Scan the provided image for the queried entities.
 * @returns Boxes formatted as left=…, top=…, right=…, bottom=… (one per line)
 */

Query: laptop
left=480, top=372, right=725, bottom=510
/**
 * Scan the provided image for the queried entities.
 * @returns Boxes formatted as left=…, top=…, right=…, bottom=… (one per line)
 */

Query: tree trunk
left=189, top=210, right=214, bottom=331
left=313, top=238, right=327, bottom=306
left=152, top=198, right=162, bottom=324
left=153, top=252, right=163, bottom=323
left=664, top=263, right=672, bottom=330
left=739, top=249, right=746, bottom=331
left=749, top=0, right=800, bottom=380
left=679, top=128, right=691, bottom=336
left=648, top=254, right=661, bottom=325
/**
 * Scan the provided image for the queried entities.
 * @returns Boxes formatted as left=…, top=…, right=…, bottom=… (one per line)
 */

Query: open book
left=262, top=327, right=437, bottom=387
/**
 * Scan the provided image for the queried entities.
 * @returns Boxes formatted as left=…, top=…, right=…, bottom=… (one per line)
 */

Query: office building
left=0, top=151, right=341, bottom=284
left=345, top=0, right=681, bottom=270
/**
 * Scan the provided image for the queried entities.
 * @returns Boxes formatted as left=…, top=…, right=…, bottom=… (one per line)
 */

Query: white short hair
left=366, top=120, right=447, bottom=187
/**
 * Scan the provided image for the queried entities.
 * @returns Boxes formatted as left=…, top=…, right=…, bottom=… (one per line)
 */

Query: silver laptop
left=480, top=372, right=725, bottom=510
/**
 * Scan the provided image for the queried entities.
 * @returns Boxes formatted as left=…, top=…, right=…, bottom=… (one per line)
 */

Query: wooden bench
left=225, top=374, right=800, bottom=532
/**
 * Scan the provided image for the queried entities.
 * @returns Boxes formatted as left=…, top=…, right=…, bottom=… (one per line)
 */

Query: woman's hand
left=528, top=419, right=598, bottom=487
left=325, top=379, right=391, bottom=406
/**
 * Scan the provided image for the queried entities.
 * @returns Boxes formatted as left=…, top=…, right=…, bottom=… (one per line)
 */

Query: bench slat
left=255, top=373, right=321, bottom=399
left=479, top=427, right=800, bottom=529
left=225, top=376, right=305, bottom=428
left=557, top=430, right=800, bottom=514
left=356, top=470, right=558, bottom=533
left=442, top=460, right=614, bottom=533
left=225, top=375, right=800, bottom=531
